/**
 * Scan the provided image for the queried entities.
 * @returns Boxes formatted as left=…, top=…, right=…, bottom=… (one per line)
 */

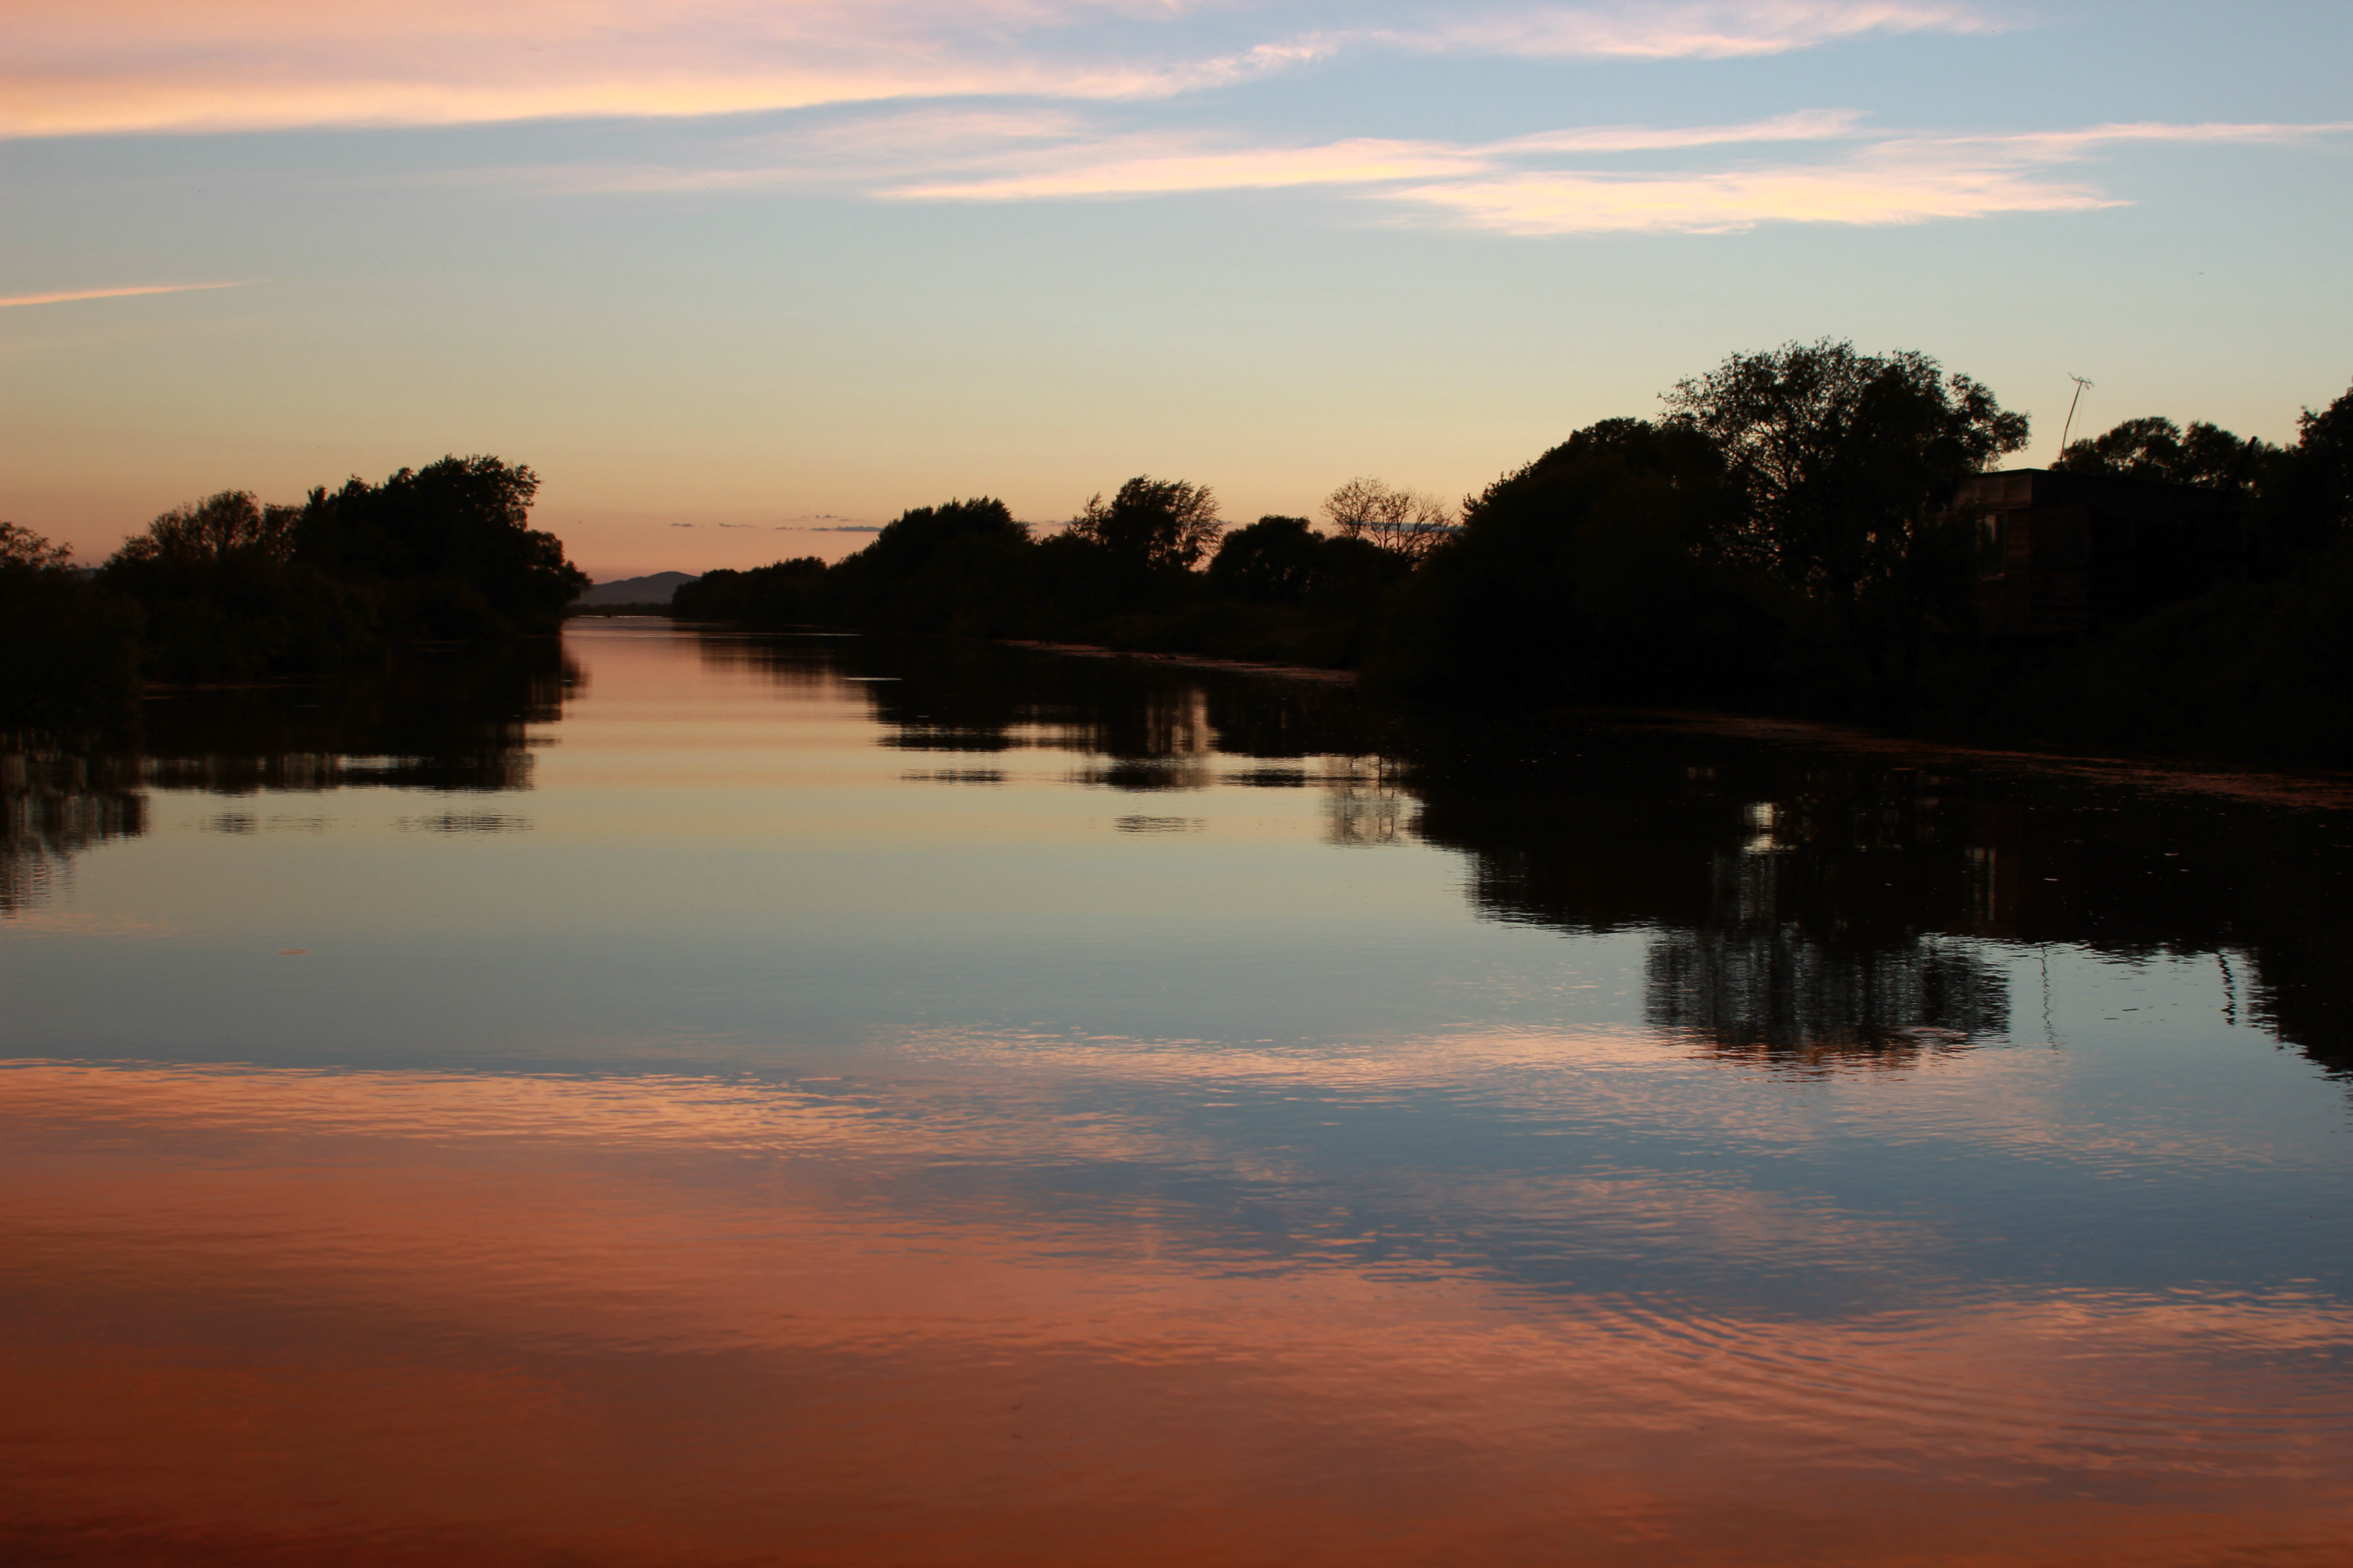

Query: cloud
left=1393, top=119, right=2353, bottom=236
left=879, top=115, right=2353, bottom=234
left=0, top=2, right=1996, bottom=138
left=0, top=282, right=241, bottom=308
left=0, top=0, right=1324, bottom=137
left=889, top=135, right=1492, bottom=200
left=885, top=110, right=1859, bottom=201
left=1388, top=159, right=2108, bottom=234
left=1387, top=1, right=2006, bottom=60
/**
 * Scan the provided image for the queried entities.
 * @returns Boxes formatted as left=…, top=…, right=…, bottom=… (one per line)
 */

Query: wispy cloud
left=2, top=2, right=1997, bottom=137
left=1386, top=1, right=2006, bottom=60
left=0, top=282, right=243, bottom=308
left=869, top=115, right=2353, bottom=234
left=0, top=0, right=1320, bottom=136
left=1391, top=120, right=2353, bottom=234
left=885, top=110, right=1862, bottom=201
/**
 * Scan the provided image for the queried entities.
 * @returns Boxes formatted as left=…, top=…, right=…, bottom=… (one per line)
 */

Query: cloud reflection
left=4, top=1057, right=2347, bottom=1566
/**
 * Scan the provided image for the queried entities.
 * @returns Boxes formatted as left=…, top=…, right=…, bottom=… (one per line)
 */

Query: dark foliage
left=1662, top=339, right=2031, bottom=700
left=1378, top=418, right=1769, bottom=705
left=674, top=557, right=831, bottom=625
left=66, top=454, right=588, bottom=692
left=1066, top=477, right=1223, bottom=576
left=296, top=456, right=588, bottom=636
left=1, top=523, right=143, bottom=727
left=28, top=355, right=2353, bottom=767
left=99, top=491, right=380, bottom=683
left=2054, top=416, right=2276, bottom=494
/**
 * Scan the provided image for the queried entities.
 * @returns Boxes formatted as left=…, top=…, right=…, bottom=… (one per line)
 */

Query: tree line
left=9, top=341, right=2349, bottom=760
left=677, top=340, right=2353, bottom=762
left=2, top=456, right=586, bottom=726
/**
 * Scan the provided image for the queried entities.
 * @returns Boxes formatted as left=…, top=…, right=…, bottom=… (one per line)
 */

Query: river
left=4, top=620, right=2349, bottom=1566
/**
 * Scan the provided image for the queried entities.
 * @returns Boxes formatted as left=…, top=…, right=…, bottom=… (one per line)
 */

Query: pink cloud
left=0, top=281, right=243, bottom=308
left=1393, top=1, right=2008, bottom=60
left=0, top=0, right=1323, bottom=136
left=872, top=115, right=2353, bottom=235
left=0, top=2, right=1998, bottom=137
left=882, top=111, right=1861, bottom=202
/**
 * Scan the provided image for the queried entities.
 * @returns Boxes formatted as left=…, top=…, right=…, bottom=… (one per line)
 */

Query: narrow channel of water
left=5, top=620, right=2349, bottom=1566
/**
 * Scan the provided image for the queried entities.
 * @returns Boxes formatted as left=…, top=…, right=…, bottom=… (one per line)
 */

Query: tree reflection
left=1416, top=746, right=2008, bottom=1064
left=1408, top=719, right=2353, bottom=1078
left=2, top=641, right=576, bottom=913
left=755, top=630, right=1388, bottom=766
left=790, top=628, right=2350, bottom=1080
left=1, top=746, right=146, bottom=913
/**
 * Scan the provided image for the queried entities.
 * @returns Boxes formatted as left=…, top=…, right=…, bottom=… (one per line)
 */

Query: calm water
left=5, top=621, right=2351, bottom=1566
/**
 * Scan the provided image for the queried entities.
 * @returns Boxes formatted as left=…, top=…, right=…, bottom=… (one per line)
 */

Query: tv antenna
left=2057, top=374, right=2094, bottom=458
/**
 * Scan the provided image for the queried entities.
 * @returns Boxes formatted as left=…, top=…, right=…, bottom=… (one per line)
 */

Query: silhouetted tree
left=111, top=491, right=301, bottom=570
left=2054, top=415, right=2276, bottom=493
left=1066, top=476, right=1222, bottom=573
left=1, top=522, right=142, bottom=726
left=296, top=455, right=587, bottom=636
left=1322, top=477, right=1454, bottom=563
left=828, top=497, right=1040, bottom=633
left=1209, top=516, right=1330, bottom=603
left=1663, top=339, right=2029, bottom=694
left=2246, top=383, right=2353, bottom=571
left=103, top=492, right=378, bottom=682
left=674, top=557, right=830, bottom=625
left=1381, top=417, right=1765, bottom=704
left=853, top=498, right=1027, bottom=580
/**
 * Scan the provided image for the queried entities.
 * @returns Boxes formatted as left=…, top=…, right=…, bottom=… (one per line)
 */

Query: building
left=1956, top=468, right=2245, bottom=637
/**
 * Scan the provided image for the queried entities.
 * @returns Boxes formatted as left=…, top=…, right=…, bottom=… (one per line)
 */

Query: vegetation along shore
left=9, top=341, right=2350, bottom=764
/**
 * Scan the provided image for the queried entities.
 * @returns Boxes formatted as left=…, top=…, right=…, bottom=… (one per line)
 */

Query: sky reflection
left=5, top=1057, right=2349, bottom=1567
left=4, top=624, right=2351, bottom=1564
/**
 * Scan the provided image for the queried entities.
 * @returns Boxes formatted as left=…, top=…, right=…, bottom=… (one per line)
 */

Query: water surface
left=5, top=622, right=2350, bottom=1566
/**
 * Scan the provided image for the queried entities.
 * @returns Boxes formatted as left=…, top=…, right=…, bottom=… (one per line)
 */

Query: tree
left=1, top=522, right=142, bottom=725
left=1386, top=417, right=1763, bottom=703
left=1208, top=516, right=1329, bottom=603
left=1322, top=478, right=1455, bottom=564
left=110, top=490, right=299, bottom=570
left=296, top=455, right=587, bottom=634
left=1662, top=339, right=2029, bottom=692
left=1065, top=476, right=1222, bottom=573
left=2250, top=383, right=2353, bottom=570
left=853, top=498, right=1025, bottom=582
left=1, top=520, right=74, bottom=571
left=2054, top=416, right=2276, bottom=492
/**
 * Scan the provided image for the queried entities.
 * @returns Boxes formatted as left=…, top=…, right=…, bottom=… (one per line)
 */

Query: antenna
left=2057, top=374, right=2094, bottom=459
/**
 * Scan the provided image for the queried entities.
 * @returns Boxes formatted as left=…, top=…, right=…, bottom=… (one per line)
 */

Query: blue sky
left=4, top=1, right=2348, bottom=578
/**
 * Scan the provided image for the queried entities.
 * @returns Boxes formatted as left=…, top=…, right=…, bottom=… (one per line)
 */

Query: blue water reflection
left=3, top=622, right=2349, bottom=1566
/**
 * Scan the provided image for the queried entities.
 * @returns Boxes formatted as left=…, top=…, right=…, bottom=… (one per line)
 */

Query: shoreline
left=993, top=638, right=1360, bottom=685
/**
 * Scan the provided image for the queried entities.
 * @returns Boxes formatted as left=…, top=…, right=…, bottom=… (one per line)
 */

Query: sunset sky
left=4, top=1, right=2348, bottom=580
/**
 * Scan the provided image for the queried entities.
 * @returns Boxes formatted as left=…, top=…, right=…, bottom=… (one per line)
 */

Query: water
left=5, top=621, right=2350, bottom=1566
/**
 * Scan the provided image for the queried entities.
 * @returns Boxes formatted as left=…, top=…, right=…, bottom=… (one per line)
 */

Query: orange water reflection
left=5, top=1061, right=2348, bottom=1567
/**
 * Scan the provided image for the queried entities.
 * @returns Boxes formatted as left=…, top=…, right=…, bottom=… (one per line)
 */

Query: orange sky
left=4, top=1, right=2348, bottom=577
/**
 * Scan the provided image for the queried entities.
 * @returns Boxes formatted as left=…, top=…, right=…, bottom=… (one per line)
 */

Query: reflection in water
left=1, top=641, right=577, bottom=916
left=0, top=746, right=145, bottom=913
left=5, top=1057, right=2349, bottom=1567
left=1405, top=724, right=2353, bottom=1080
left=6, top=624, right=2352, bottom=1566
left=798, top=628, right=2352, bottom=1077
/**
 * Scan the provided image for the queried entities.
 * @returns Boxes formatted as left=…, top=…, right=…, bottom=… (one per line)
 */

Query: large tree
left=1065, top=476, right=1222, bottom=573
left=1321, top=477, right=1454, bottom=564
left=296, top=455, right=587, bottom=634
left=1663, top=339, right=2029, bottom=688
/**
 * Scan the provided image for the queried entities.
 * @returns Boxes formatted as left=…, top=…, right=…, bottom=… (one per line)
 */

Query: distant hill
left=576, top=571, right=700, bottom=607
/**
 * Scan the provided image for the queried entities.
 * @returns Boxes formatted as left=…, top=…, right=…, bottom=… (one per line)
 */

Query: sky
left=2, top=1, right=2348, bottom=581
